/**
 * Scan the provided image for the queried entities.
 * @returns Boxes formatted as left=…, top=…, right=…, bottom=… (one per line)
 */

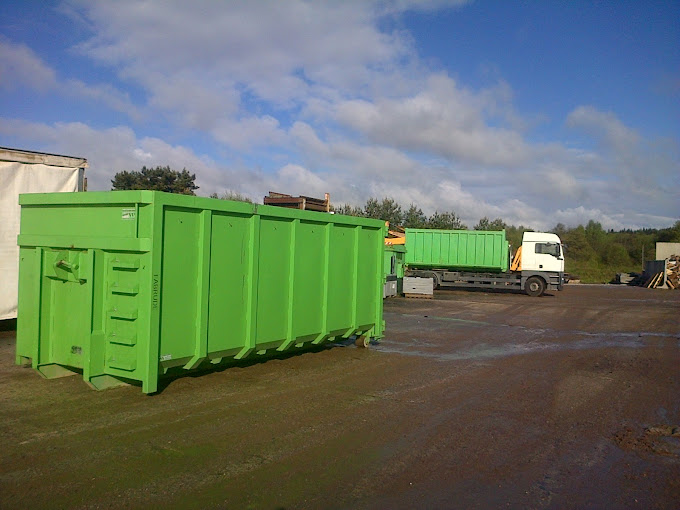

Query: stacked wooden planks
left=666, top=255, right=679, bottom=289
left=645, top=255, right=679, bottom=289
left=263, top=191, right=331, bottom=212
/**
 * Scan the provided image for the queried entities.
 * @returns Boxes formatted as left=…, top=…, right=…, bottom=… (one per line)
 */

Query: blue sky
left=1, top=0, right=678, bottom=230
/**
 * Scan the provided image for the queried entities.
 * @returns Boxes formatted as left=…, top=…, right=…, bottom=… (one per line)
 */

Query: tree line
left=111, top=166, right=679, bottom=283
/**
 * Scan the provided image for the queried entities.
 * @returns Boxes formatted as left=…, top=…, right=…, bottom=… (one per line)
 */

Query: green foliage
left=602, top=243, right=631, bottom=266
left=474, top=217, right=506, bottom=231
left=209, top=191, right=252, bottom=203
left=111, top=166, right=198, bottom=195
left=427, top=211, right=466, bottom=230
left=505, top=224, right=532, bottom=250
left=556, top=222, right=676, bottom=282
left=658, top=220, right=680, bottom=242
left=584, top=220, right=607, bottom=253
left=364, top=197, right=403, bottom=227
left=403, top=204, right=427, bottom=228
left=552, top=223, right=568, bottom=237
left=561, top=226, right=598, bottom=263
left=333, top=203, right=364, bottom=217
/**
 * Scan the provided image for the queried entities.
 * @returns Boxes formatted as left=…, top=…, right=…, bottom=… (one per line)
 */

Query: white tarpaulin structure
left=0, top=148, right=87, bottom=320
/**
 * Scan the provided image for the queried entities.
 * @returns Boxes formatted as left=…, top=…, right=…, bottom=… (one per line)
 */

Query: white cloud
left=566, top=105, right=640, bottom=153
left=65, top=79, right=142, bottom=121
left=1, top=2, right=677, bottom=231
left=2, top=115, right=677, bottom=230
left=0, top=38, right=141, bottom=119
left=335, top=74, right=531, bottom=167
left=71, top=0, right=416, bottom=103
left=211, top=115, right=287, bottom=151
left=0, top=118, right=223, bottom=191
left=0, top=39, right=56, bottom=91
left=564, top=106, right=679, bottom=219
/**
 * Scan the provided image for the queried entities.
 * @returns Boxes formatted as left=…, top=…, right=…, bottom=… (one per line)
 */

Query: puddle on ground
left=376, top=312, right=679, bottom=362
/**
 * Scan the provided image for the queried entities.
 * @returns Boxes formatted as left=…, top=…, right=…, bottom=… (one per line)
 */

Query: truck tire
left=525, top=276, right=546, bottom=297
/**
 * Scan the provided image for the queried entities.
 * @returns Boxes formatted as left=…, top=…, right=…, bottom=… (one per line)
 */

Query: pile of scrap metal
left=612, top=272, right=642, bottom=285
left=263, top=191, right=331, bottom=212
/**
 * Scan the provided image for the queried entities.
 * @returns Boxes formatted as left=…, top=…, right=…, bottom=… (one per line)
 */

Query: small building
left=0, top=147, right=87, bottom=320
left=656, top=242, right=680, bottom=260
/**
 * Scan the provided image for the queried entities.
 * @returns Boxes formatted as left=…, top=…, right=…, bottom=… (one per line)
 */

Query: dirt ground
left=1, top=285, right=678, bottom=509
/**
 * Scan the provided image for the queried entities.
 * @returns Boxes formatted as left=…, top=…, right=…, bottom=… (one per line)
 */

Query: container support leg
left=37, top=363, right=77, bottom=379
left=87, top=375, right=129, bottom=391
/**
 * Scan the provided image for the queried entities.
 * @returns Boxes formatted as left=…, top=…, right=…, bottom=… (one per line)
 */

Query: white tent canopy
left=0, top=147, right=87, bottom=320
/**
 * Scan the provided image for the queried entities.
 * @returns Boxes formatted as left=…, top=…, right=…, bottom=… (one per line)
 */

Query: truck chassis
left=406, top=269, right=563, bottom=297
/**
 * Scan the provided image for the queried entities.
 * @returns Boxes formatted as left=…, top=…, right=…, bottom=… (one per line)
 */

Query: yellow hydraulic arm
left=510, top=245, right=522, bottom=272
left=385, top=227, right=406, bottom=245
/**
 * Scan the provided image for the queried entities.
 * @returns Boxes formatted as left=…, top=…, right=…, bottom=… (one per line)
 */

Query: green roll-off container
left=16, top=191, right=386, bottom=393
left=405, top=229, right=509, bottom=272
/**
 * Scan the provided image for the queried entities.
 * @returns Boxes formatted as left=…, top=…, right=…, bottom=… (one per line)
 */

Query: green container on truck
left=404, top=229, right=565, bottom=297
left=405, top=229, right=509, bottom=272
left=16, top=191, right=386, bottom=393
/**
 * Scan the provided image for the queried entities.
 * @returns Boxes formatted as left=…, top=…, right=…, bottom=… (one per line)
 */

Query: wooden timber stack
left=666, top=255, right=679, bottom=289
left=644, top=255, right=679, bottom=289
left=263, top=191, right=331, bottom=212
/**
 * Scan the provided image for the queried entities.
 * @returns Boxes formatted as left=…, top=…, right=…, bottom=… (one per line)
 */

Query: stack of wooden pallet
left=645, top=255, right=679, bottom=289
left=263, top=191, right=331, bottom=212
left=666, top=255, right=679, bottom=289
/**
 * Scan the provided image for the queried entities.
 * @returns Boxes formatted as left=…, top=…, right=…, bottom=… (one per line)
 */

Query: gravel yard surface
left=1, top=285, right=678, bottom=509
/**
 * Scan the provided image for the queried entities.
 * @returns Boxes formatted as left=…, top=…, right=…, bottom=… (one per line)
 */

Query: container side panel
left=48, top=278, right=88, bottom=369
left=207, top=213, right=251, bottom=353
left=433, top=232, right=442, bottom=265
left=16, top=247, right=40, bottom=361
left=356, top=228, right=380, bottom=327
left=159, top=208, right=200, bottom=362
left=20, top=204, right=140, bottom=239
left=137, top=204, right=153, bottom=239
left=458, top=234, right=467, bottom=267
left=291, top=221, right=324, bottom=339
left=406, top=229, right=507, bottom=272
left=256, top=217, right=291, bottom=345
left=39, top=249, right=92, bottom=369
left=327, top=224, right=355, bottom=332
left=439, top=233, right=447, bottom=266
left=422, top=231, right=431, bottom=263
left=467, top=235, right=477, bottom=266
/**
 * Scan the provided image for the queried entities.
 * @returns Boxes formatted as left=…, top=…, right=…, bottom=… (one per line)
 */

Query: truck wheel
left=429, top=272, right=440, bottom=290
left=525, top=276, right=546, bottom=297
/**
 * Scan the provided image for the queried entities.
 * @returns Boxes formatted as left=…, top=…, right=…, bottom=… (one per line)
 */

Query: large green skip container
left=16, top=191, right=385, bottom=393
left=405, top=229, right=509, bottom=272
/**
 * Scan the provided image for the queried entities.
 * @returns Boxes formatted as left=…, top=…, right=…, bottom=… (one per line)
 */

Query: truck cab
left=518, top=232, right=564, bottom=296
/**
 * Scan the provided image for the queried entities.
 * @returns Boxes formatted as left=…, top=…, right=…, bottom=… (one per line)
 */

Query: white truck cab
left=518, top=232, right=565, bottom=296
